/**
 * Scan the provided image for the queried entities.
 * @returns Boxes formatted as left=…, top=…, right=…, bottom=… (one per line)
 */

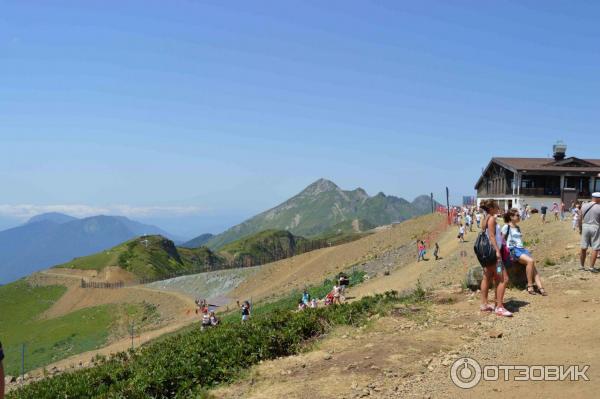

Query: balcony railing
left=478, top=187, right=591, bottom=197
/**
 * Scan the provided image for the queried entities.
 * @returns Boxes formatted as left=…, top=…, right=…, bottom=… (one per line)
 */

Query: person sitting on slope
left=201, top=309, right=211, bottom=330
left=502, top=208, right=547, bottom=296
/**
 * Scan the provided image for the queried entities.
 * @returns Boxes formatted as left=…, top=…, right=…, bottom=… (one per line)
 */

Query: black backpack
left=474, top=216, right=497, bottom=266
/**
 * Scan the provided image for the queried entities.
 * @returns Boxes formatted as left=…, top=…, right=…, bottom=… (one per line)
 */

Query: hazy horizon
left=0, top=178, right=438, bottom=238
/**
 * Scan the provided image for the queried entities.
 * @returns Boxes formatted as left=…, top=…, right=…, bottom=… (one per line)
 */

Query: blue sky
left=1, top=0, right=599, bottom=237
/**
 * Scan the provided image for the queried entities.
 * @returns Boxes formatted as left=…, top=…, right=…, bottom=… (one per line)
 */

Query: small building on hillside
left=475, top=142, right=600, bottom=210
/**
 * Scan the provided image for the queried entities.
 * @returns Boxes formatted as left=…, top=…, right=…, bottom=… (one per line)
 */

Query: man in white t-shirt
left=579, top=193, right=600, bottom=272
left=458, top=224, right=465, bottom=242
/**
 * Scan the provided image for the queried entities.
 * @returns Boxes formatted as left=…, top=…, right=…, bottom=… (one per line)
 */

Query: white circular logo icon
left=450, top=357, right=482, bottom=389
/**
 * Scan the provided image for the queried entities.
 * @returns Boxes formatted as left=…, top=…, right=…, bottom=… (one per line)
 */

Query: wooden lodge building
left=475, top=142, right=600, bottom=210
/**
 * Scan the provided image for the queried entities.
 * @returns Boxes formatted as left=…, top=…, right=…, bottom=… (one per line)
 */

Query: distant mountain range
left=186, top=178, right=437, bottom=249
left=0, top=213, right=172, bottom=284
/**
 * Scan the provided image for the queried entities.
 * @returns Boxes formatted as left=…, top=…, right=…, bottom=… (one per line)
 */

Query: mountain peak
left=353, top=187, right=369, bottom=198
left=301, top=178, right=339, bottom=195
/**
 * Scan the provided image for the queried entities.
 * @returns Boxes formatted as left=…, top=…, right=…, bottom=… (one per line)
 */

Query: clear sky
left=1, top=0, right=599, bottom=237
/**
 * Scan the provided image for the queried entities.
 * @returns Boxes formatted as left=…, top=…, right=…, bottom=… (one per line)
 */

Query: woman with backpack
left=477, top=199, right=512, bottom=317
left=502, top=209, right=547, bottom=296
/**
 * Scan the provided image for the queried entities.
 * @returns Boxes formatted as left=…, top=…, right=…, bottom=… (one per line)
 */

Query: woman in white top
left=479, top=199, right=512, bottom=317
left=502, top=209, right=547, bottom=296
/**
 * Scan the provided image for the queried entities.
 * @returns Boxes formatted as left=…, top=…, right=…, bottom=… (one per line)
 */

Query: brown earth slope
left=229, top=213, right=447, bottom=304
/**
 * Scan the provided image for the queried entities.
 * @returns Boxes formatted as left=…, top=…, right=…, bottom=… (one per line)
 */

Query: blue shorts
left=510, top=247, right=531, bottom=260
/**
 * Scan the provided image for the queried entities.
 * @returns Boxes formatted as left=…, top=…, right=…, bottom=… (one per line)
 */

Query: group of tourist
left=195, top=298, right=220, bottom=330
left=453, top=206, right=482, bottom=242
left=477, top=199, right=547, bottom=318
left=416, top=240, right=441, bottom=261
left=298, top=273, right=350, bottom=310
left=537, top=201, right=569, bottom=223
left=476, top=192, right=600, bottom=317
left=195, top=273, right=353, bottom=328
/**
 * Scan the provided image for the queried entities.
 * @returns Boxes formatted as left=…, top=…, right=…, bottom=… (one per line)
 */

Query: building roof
left=475, top=157, right=600, bottom=189
left=493, top=157, right=600, bottom=172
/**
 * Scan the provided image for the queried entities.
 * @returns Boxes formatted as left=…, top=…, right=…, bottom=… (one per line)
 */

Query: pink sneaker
left=495, top=307, right=513, bottom=317
left=480, top=304, right=495, bottom=312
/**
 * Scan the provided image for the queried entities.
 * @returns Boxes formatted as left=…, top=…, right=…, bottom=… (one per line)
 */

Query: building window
left=521, top=179, right=534, bottom=188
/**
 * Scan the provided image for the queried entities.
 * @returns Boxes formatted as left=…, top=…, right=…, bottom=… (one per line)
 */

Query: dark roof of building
left=493, top=157, right=600, bottom=172
left=475, top=157, right=600, bottom=189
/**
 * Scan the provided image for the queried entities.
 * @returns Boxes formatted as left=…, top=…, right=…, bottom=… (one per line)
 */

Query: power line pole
left=130, top=321, right=135, bottom=350
left=21, top=343, right=25, bottom=385
left=446, top=187, right=451, bottom=225
left=430, top=192, right=434, bottom=213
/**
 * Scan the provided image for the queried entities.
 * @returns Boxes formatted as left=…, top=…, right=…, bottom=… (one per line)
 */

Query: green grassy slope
left=0, top=279, right=149, bottom=375
left=59, top=235, right=224, bottom=280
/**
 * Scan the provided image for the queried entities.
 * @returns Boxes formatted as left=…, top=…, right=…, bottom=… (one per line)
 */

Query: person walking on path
left=479, top=199, right=512, bottom=317
left=572, top=203, right=581, bottom=231
left=502, top=209, right=547, bottom=296
left=466, top=214, right=473, bottom=232
left=475, top=211, right=482, bottom=228
left=540, top=204, right=548, bottom=223
left=458, top=224, right=465, bottom=243
left=433, top=242, right=440, bottom=260
left=417, top=240, right=427, bottom=262
left=579, top=193, right=600, bottom=272
left=551, top=202, right=560, bottom=222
